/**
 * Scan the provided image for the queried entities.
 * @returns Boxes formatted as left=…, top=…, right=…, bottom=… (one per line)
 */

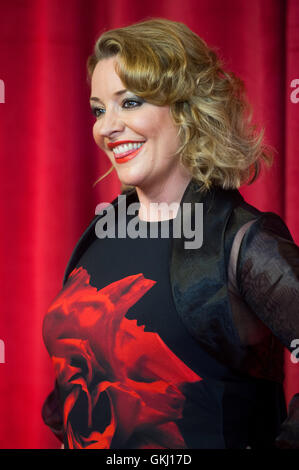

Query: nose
left=94, top=106, right=125, bottom=140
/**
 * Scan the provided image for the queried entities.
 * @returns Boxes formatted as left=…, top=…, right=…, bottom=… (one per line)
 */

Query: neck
left=135, top=173, right=192, bottom=222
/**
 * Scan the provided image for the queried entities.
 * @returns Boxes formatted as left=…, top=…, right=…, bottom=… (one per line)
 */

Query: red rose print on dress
left=43, top=267, right=202, bottom=449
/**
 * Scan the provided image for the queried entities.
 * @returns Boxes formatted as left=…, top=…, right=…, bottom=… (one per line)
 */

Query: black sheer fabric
left=228, top=216, right=299, bottom=448
left=237, top=216, right=299, bottom=350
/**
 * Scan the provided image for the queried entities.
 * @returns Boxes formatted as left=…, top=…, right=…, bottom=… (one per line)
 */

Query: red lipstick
left=114, top=145, right=144, bottom=164
left=108, top=140, right=145, bottom=164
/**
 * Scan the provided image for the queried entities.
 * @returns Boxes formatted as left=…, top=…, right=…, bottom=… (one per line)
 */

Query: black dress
left=42, top=202, right=299, bottom=449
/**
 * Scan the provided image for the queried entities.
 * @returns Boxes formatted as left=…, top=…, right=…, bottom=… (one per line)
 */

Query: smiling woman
left=42, top=18, right=299, bottom=449
left=89, top=55, right=190, bottom=219
left=86, top=19, right=273, bottom=195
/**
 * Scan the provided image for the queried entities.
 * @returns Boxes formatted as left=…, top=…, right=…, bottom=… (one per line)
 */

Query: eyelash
left=91, top=98, right=143, bottom=118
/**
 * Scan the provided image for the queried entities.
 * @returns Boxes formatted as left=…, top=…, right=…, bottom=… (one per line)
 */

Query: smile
left=112, top=142, right=145, bottom=164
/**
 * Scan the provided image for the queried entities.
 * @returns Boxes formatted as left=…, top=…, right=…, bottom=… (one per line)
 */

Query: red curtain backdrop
left=0, top=0, right=298, bottom=449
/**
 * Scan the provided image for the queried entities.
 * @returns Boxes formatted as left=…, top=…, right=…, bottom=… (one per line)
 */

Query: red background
left=0, top=0, right=298, bottom=448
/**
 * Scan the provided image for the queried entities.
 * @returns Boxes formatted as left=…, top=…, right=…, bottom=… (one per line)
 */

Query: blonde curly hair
left=87, top=18, right=273, bottom=193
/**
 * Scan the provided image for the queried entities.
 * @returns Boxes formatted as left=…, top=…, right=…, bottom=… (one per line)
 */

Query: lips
left=113, top=144, right=144, bottom=164
left=108, top=140, right=145, bottom=164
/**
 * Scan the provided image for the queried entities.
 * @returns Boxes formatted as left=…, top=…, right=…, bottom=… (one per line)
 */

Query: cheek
left=92, top=123, right=107, bottom=153
left=92, top=122, right=97, bottom=144
left=92, top=123, right=99, bottom=145
left=130, top=109, right=161, bottom=138
left=141, top=110, right=178, bottom=145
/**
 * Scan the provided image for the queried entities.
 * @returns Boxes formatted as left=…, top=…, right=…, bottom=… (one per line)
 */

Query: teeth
left=113, top=142, right=144, bottom=154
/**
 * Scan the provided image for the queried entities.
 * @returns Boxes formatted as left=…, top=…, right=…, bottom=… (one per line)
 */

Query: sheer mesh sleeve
left=235, top=214, right=299, bottom=448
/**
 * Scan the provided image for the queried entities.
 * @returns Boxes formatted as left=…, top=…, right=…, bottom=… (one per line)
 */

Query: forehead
left=91, top=57, right=124, bottom=97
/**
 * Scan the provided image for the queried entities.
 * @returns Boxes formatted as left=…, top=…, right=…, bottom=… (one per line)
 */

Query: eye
left=91, top=107, right=104, bottom=118
left=122, top=98, right=144, bottom=109
left=90, top=98, right=144, bottom=119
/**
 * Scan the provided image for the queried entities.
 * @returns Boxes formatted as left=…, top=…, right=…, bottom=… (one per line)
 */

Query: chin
left=116, top=169, right=147, bottom=189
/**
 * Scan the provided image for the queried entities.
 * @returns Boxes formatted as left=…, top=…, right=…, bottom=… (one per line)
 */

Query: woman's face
left=90, top=57, right=189, bottom=191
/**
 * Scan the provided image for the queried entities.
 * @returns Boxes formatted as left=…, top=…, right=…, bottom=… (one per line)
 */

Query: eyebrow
left=90, top=89, right=128, bottom=103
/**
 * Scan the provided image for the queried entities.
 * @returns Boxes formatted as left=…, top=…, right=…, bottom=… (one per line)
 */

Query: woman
left=42, top=18, right=299, bottom=449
